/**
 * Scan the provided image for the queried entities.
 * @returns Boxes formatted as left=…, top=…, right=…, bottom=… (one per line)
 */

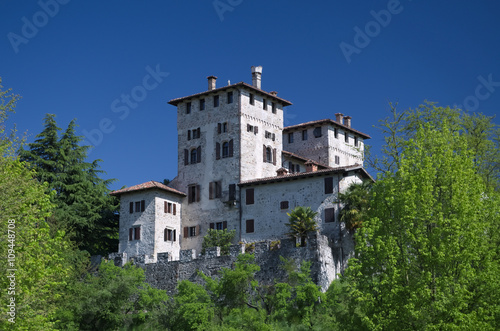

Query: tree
left=343, top=124, right=500, bottom=330
left=202, top=228, right=236, bottom=255
left=338, top=180, right=371, bottom=231
left=285, top=206, right=318, bottom=246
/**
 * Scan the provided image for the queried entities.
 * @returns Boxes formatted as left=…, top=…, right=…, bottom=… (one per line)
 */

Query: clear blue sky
left=1, top=0, right=499, bottom=190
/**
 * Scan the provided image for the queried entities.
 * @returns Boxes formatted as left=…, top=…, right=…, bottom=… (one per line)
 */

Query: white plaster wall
left=326, top=125, right=364, bottom=167
left=154, top=193, right=183, bottom=261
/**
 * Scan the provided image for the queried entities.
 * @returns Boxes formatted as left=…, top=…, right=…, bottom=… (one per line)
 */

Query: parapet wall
left=110, top=232, right=352, bottom=294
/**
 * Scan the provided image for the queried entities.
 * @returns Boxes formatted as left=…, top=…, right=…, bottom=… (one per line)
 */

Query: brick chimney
left=305, top=160, right=318, bottom=173
left=344, top=116, right=351, bottom=128
left=335, top=113, right=344, bottom=124
left=251, top=66, right=262, bottom=89
left=276, top=167, right=288, bottom=176
left=207, top=76, right=217, bottom=90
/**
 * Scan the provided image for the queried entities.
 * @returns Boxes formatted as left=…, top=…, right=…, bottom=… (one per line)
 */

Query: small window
left=229, top=184, right=236, bottom=200
left=188, top=184, right=200, bottom=203
left=214, top=95, right=219, bottom=107
left=222, top=122, right=228, bottom=133
left=216, top=222, right=224, bottom=230
left=324, top=177, right=334, bottom=194
left=335, top=155, right=340, bottom=165
left=334, top=127, right=338, bottom=139
left=190, top=149, right=198, bottom=164
left=129, top=202, right=133, bottom=214
left=272, top=102, right=276, bottom=114
left=289, top=161, right=295, bottom=173
left=209, top=181, right=222, bottom=199
left=247, top=124, right=254, bottom=132
left=325, top=208, right=335, bottom=223
left=246, top=219, right=254, bottom=233
left=200, top=98, right=205, bottom=111
left=345, top=132, right=349, bottom=143
left=266, top=147, right=272, bottom=163
left=186, top=102, right=191, bottom=114
left=302, top=130, right=308, bottom=140
left=227, top=91, right=233, bottom=104
left=187, top=130, right=191, bottom=140
left=354, top=136, right=358, bottom=147
left=189, top=226, right=197, bottom=237
left=313, top=127, right=322, bottom=138
left=134, top=227, right=141, bottom=240
left=246, top=188, right=254, bottom=205
left=249, top=93, right=254, bottom=105
left=288, top=132, right=294, bottom=143
left=263, top=99, right=267, bottom=110
left=222, top=142, right=229, bottom=158
left=280, top=201, right=289, bottom=210
left=164, top=228, right=176, bottom=241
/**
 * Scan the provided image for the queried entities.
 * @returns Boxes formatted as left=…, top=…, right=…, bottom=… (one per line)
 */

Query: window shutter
left=197, top=128, right=201, bottom=138
left=325, top=208, right=335, bottom=223
left=263, top=145, right=266, bottom=162
left=173, top=229, right=176, bottom=241
left=197, top=146, right=201, bottom=163
left=129, top=202, right=134, bottom=213
left=209, top=182, right=214, bottom=199
left=216, top=142, right=220, bottom=160
left=184, top=149, right=189, bottom=165
left=164, top=201, right=167, bottom=213
left=272, top=133, right=275, bottom=141
left=173, top=204, right=176, bottom=215
left=196, top=185, right=201, bottom=202
left=188, top=130, right=191, bottom=140
left=324, top=177, right=334, bottom=194
left=246, top=219, right=254, bottom=233
left=218, top=123, right=221, bottom=134
left=223, top=221, right=227, bottom=229
left=216, top=181, right=222, bottom=198
left=272, top=148, right=277, bottom=165
left=129, top=228, right=133, bottom=241
left=195, top=225, right=200, bottom=237
left=135, top=227, right=140, bottom=240
left=210, top=222, right=215, bottom=229
left=254, top=126, right=258, bottom=134
left=229, top=139, right=233, bottom=157
left=246, top=188, right=254, bottom=205
left=247, top=124, right=251, bottom=132
left=164, top=228, right=168, bottom=241
left=141, top=200, right=145, bottom=212
left=229, top=184, right=236, bottom=200
left=184, top=227, right=188, bottom=238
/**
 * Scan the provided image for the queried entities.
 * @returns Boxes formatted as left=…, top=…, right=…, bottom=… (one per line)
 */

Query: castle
left=110, top=66, right=372, bottom=271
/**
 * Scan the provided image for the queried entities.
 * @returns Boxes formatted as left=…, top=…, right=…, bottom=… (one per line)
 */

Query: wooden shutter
left=164, top=228, right=168, bottom=241
left=141, top=200, right=145, bottom=212
left=197, top=146, right=201, bottom=163
left=229, top=184, right=236, bottom=200
left=272, top=148, right=277, bottom=165
left=254, top=126, right=258, bottom=134
left=184, top=226, right=188, bottom=238
left=263, top=145, right=266, bottom=162
left=129, top=228, right=133, bottom=241
left=324, top=177, right=334, bottom=194
left=196, top=185, right=200, bottom=202
left=164, top=201, right=167, bottom=213
left=216, top=181, right=222, bottom=198
left=188, top=130, right=191, bottom=140
left=218, top=123, right=221, bottom=134
left=173, top=229, right=176, bottom=241
left=129, top=202, right=134, bottom=213
left=210, top=222, right=215, bottom=229
left=209, top=182, right=214, bottom=199
left=229, top=139, right=233, bottom=157
left=325, top=208, right=335, bottom=223
left=184, top=149, right=189, bottom=165
left=195, top=225, right=200, bottom=236
left=197, top=128, right=201, bottom=138
left=246, top=219, right=254, bottom=233
left=223, top=221, right=227, bottom=229
left=173, top=204, right=176, bottom=215
left=246, top=188, right=254, bottom=205
left=134, top=227, right=140, bottom=240
left=216, top=142, right=220, bottom=160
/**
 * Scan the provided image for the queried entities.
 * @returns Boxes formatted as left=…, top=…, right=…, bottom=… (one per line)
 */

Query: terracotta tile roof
left=284, top=119, right=371, bottom=139
left=239, top=164, right=373, bottom=186
left=168, top=82, right=293, bottom=106
left=282, top=150, right=332, bottom=169
left=110, top=180, right=186, bottom=196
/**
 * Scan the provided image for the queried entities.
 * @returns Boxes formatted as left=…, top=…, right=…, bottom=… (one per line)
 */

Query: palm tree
left=339, top=181, right=371, bottom=231
left=285, top=206, right=318, bottom=247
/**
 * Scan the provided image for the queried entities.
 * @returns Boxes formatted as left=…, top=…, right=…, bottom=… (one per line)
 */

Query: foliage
left=202, top=228, right=236, bottom=255
left=343, top=124, right=500, bottom=330
left=19, top=114, right=119, bottom=255
left=338, top=180, right=371, bottom=231
left=285, top=206, right=318, bottom=246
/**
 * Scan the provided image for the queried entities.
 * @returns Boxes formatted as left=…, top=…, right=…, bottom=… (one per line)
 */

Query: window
left=222, top=142, right=229, bottom=157
left=265, top=131, right=274, bottom=139
left=184, top=226, right=199, bottom=238
left=345, top=132, right=349, bottom=143
left=263, top=145, right=276, bottom=165
left=335, top=155, right=340, bottom=165
left=288, top=132, right=294, bottom=143
left=249, top=93, right=254, bottom=105
left=164, top=228, right=176, bottom=241
left=188, top=184, right=200, bottom=203
left=200, top=98, right=205, bottom=111
left=272, top=102, right=276, bottom=114
left=324, top=177, right=334, bottom=194
left=191, top=128, right=200, bottom=139
left=216, top=140, right=233, bottom=159
left=131, top=200, right=145, bottom=213
left=246, top=219, right=254, bottom=233
left=246, top=188, right=254, bottom=205
left=216, top=222, right=224, bottom=230
left=214, top=95, right=219, bottom=107
left=334, top=127, right=338, bottom=139
left=209, top=181, right=222, bottom=199
left=135, top=201, right=141, bottom=212
left=302, top=130, right=308, bottom=140
left=289, top=161, right=294, bottom=173
left=354, top=136, right=358, bottom=147
left=222, top=122, right=228, bottom=133
left=263, top=99, right=267, bottom=110
left=280, top=201, right=289, bottom=210
left=313, top=127, right=322, bottom=138
left=189, top=226, right=197, bottom=237
left=228, top=184, right=236, bottom=201
left=266, top=147, right=272, bottom=163
left=210, top=221, right=227, bottom=230
left=129, top=226, right=140, bottom=241
left=129, top=202, right=134, bottom=213
left=186, top=102, right=191, bottom=114
left=190, top=148, right=198, bottom=164
left=325, top=208, right=335, bottom=223
left=165, top=201, right=172, bottom=213
left=227, top=91, right=233, bottom=104
left=247, top=124, right=254, bottom=132
left=187, top=130, right=191, bottom=140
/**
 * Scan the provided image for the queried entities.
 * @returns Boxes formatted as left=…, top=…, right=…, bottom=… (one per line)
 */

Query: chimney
left=270, top=91, right=278, bottom=96
left=305, top=160, right=318, bottom=173
left=207, top=76, right=217, bottom=90
left=251, top=66, right=262, bottom=89
left=335, top=112, right=344, bottom=124
left=344, top=116, right=351, bottom=128
left=276, top=167, right=288, bottom=176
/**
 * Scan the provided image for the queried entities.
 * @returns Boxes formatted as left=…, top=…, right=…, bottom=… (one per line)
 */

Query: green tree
left=338, top=180, right=371, bottom=231
left=202, top=228, right=236, bottom=255
left=285, top=206, right=318, bottom=246
left=343, top=125, right=500, bottom=330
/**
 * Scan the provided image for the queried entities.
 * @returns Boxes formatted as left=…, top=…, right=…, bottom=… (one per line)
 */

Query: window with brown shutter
left=228, top=139, right=233, bottom=157
left=272, top=148, right=277, bottom=165
left=196, top=185, right=201, bottom=202
left=164, top=228, right=168, bottom=241
left=134, top=227, right=141, bottom=240
left=325, top=208, right=335, bottom=223
left=135, top=201, right=141, bottom=212
left=263, top=145, right=266, bottom=162
left=246, top=219, right=254, bottom=233
left=184, top=149, right=189, bottom=165
left=216, top=142, right=221, bottom=160
left=129, top=202, right=134, bottom=214
left=209, top=182, right=214, bottom=200
left=188, top=185, right=196, bottom=203
left=246, top=188, right=254, bottom=205
left=168, top=203, right=172, bottom=213
left=216, top=181, right=222, bottom=198
left=254, top=126, right=258, bottom=134
left=324, top=177, right=334, bottom=194
left=184, top=226, right=188, bottom=238
left=129, top=228, right=133, bottom=241
left=173, top=204, right=176, bottom=215
left=173, top=229, right=176, bottom=241
left=164, top=201, right=168, bottom=213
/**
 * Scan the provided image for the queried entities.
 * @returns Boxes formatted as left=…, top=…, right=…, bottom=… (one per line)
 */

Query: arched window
left=190, top=148, right=198, bottom=164
left=266, top=147, right=272, bottom=163
left=222, top=142, right=229, bottom=158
